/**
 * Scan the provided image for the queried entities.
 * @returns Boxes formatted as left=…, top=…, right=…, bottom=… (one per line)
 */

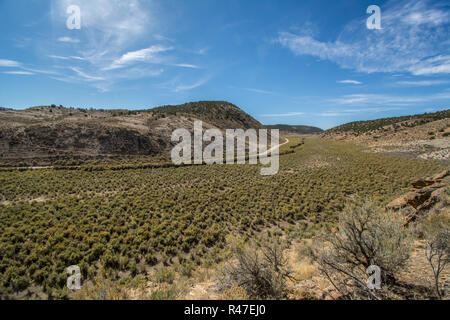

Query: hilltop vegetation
left=151, top=101, right=263, bottom=130
left=324, top=109, right=450, bottom=135
left=265, top=124, right=323, bottom=135
left=0, top=136, right=445, bottom=299
left=323, top=109, right=450, bottom=162
left=0, top=101, right=261, bottom=166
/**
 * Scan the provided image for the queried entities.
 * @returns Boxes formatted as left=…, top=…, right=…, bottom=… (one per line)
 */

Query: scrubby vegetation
left=325, top=109, right=450, bottom=135
left=0, top=101, right=262, bottom=166
left=423, top=213, right=449, bottom=299
left=0, top=137, right=445, bottom=299
left=265, top=124, right=323, bottom=134
left=311, top=200, right=413, bottom=300
left=218, top=238, right=291, bottom=299
left=151, top=101, right=263, bottom=129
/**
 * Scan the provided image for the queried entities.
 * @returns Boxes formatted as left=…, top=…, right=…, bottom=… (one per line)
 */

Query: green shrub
left=154, top=268, right=175, bottom=284
left=312, top=199, right=413, bottom=299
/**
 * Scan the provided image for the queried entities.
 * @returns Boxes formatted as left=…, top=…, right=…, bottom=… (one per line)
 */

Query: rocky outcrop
left=433, top=169, right=449, bottom=181
left=387, top=170, right=449, bottom=225
left=412, top=178, right=435, bottom=189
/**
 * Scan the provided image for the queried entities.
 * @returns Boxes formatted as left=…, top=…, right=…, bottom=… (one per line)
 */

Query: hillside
left=323, top=109, right=450, bottom=162
left=324, top=109, right=450, bottom=135
left=265, top=124, right=323, bottom=135
left=0, top=101, right=262, bottom=166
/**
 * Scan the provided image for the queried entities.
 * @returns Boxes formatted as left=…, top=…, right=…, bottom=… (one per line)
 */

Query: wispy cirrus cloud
left=105, top=45, right=174, bottom=70
left=3, top=71, right=34, bottom=75
left=49, top=55, right=86, bottom=61
left=337, top=80, right=362, bottom=85
left=193, top=47, right=209, bottom=55
left=276, top=0, right=450, bottom=75
left=337, top=80, right=362, bottom=84
left=410, top=55, right=450, bottom=75
left=45, top=0, right=205, bottom=91
left=58, top=37, right=80, bottom=43
left=330, top=92, right=450, bottom=107
left=70, top=67, right=105, bottom=82
left=261, top=112, right=305, bottom=117
left=244, top=88, right=277, bottom=95
left=173, top=77, right=210, bottom=92
left=396, top=80, right=447, bottom=86
left=0, top=59, right=60, bottom=76
left=0, top=59, right=21, bottom=67
left=170, top=63, right=201, bottom=69
left=317, top=107, right=404, bottom=117
left=331, top=94, right=427, bottom=106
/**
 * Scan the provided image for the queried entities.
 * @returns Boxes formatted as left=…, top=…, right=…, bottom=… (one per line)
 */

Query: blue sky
left=0, top=0, right=449, bottom=129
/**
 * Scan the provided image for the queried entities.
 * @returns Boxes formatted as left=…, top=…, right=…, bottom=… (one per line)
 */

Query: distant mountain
left=0, top=101, right=263, bottom=164
left=264, top=124, right=323, bottom=134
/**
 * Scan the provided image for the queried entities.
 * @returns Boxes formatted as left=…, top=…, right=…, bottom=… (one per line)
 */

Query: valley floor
left=0, top=136, right=447, bottom=299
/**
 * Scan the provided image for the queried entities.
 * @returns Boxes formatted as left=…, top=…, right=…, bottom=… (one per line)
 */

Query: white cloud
left=0, top=59, right=21, bottom=67
left=0, top=60, right=59, bottom=77
left=329, top=92, right=450, bottom=107
left=50, top=0, right=165, bottom=88
left=44, top=1, right=206, bottom=91
left=21, top=67, right=60, bottom=76
left=317, top=107, right=404, bottom=117
left=174, top=78, right=209, bottom=92
left=49, top=55, right=86, bottom=61
left=410, top=55, right=450, bottom=75
left=261, top=112, right=305, bottom=117
left=402, top=8, right=449, bottom=26
left=171, top=63, right=201, bottom=69
left=318, top=112, right=346, bottom=117
left=194, top=47, right=210, bottom=55
left=70, top=67, right=105, bottom=82
left=244, top=88, right=276, bottom=95
left=397, top=80, right=447, bottom=86
left=154, top=34, right=175, bottom=42
left=277, top=0, right=450, bottom=75
left=58, top=37, right=80, bottom=43
left=3, top=71, right=34, bottom=75
left=53, top=0, right=152, bottom=48
left=331, top=94, right=426, bottom=106
left=106, top=45, right=173, bottom=70
left=337, top=80, right=362, bottom=85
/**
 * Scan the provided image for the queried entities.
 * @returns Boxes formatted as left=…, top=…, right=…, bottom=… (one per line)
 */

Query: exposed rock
left=404, top=187, right=448, bottom=226
left=389, top=191, right=431, bottom=210
left=412, top=177, right=435, bottom=189
left=433, top=169, right=449, bottom=181
left=388, top=183, right=447, bottom=210
left=417, top=187, right=447, bottom=212
left=388, top=171, right=449, bottom=226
